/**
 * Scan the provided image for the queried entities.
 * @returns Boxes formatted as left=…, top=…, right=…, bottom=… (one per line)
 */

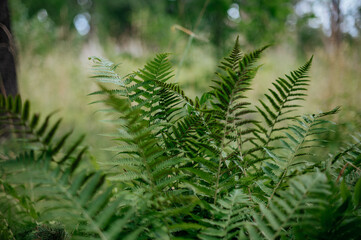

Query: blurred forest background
left=8, top=0, right=361, bottom=156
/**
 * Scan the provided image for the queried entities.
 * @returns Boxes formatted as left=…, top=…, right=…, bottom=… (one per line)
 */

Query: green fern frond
left=0, top=178, right=37, bottom=239
left=219, top=36, right=243, bottom=71
left=163, top=114, right=208, bottom=157
left=89, top=56, right=125, bottom=86
left=198, top=189, right=252, bottom=240
left=132, top=53, right=176, bottom=119
left=207, top=46, right=268, bottom=153
left=0, top=95, right=83, bottom=159
left=100, top=87, right=188, bottom=193
left=261, top=108, right=339, bottom=200
left=90, top=54, right=192, bottom=148
left=208, top=46, right=268, bottom=203
left=1, top=150, right=143, bottom=240
left=245, top=172, right=331, bottom=240
left=154, top=80, right=194, bottom=107
left=251, top=56, right=313, bottom=159
left=292, top=176, right=361, bottom=240
left=329, top=132, right=361, bottom=183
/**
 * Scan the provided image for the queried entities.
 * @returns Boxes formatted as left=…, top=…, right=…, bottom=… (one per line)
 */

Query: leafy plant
left=1, top=37, right=361, bottom=239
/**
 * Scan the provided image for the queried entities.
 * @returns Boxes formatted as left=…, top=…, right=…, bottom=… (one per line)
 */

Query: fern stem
left=214, top=82, right=239, bottom=203
left=139, top=147, right=157, bottom=191
left=234, top=126, right=255, bottom=201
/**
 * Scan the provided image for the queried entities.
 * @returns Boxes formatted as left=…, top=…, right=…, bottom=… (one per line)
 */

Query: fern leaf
left=262, top=108, right=339, bottom=202
left=252, top=57, right=314, bottom=159
left=245, top=172, right=331, bottom=239
left=199, top=189, right=251, bottom=239
left=208, top=46, right=268, bottom=203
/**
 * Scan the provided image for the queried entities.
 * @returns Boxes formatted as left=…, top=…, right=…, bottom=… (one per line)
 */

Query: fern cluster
left=1, top=38, right=361, bottom=239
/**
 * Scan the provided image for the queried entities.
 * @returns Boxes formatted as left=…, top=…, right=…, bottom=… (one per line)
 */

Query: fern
left=1, top=141, right=151, bottom=240
left=0, top=178, right=37, bottom=240
left=0, top=95, right=78, bottom=158
left=98, top=87, right=186, bottom=190
left=260, top=107, right=340, bottom=201
left=249, top=57, right=313, bottom=163
left=96, top=88, right=205, bottom=239
left=245, top=172, right=331, bottom=240
left=292, top=177, right=361, bottom=240
left=198, top=189, right=252, bottom=240
left=182, top=43, right=269, bottom=204
left=0, top=96, right=143, bottom=239
left=329, top=133, right=361, bottom=183
left=1, top=36, right=361, bottom=239
left=219, top=36, right=243, bottom=72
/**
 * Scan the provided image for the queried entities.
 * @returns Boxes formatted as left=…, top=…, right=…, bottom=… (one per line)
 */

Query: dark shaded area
left=0, top=0, right=18, bottom=97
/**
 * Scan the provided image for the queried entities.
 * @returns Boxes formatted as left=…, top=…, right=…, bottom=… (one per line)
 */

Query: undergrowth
left=1, top=37, right=361, bottom=239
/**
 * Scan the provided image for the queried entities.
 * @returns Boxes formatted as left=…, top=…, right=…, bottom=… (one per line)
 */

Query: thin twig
left=171, top=25, right=208, bottom=42
left=336, top=163, right=349, bottom=183
left=336, top=161, right=361, bottom=183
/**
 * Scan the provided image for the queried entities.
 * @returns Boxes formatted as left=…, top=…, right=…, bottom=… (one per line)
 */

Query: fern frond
left=198, top=189, right=252, bottom=240
left=251, top=56, right=313, bottom=159
left=329, top=132, right=361, bottom=183
left=262, top=108, right=339, bottom=201
left=1, top=150, right=144, bottom=240
left=245, top=172, right=331, bottom=240
left=89, top=56, right=126, bottom=86
left=163, top=114, right=209, bottom=157
left=292, top=176, right=361, bottom=240
left=101, top=87, right=188, bottom=193
left=0, top=95, right=84, bottom=160
left=130, top=53, right=176, bottom=119
left=0, top=178, right=37, bottom=239
left=209, top=46, right=268, bottom=203
left=90, top=54, right=194, bottom=149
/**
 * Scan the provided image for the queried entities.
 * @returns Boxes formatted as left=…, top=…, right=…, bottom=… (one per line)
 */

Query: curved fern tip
left=88, top=56, right=102, bottom=62
left=262, top=43, right=273, bottom=50
left=315, top=106, right=341, bottom=117
left=235, top=35, right=240, bottom=44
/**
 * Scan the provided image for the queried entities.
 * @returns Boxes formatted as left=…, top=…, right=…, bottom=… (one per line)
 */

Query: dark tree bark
left=0, top=0, right=18, bottom=140
left=0, top=0, right=18, bottom=97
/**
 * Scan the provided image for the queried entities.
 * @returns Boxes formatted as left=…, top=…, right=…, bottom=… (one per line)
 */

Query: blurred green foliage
left=10, top=0, right=297, bottom=50
left=14, top=0, right=80, bottom=28
left=236, top=0, right=293, bottom=44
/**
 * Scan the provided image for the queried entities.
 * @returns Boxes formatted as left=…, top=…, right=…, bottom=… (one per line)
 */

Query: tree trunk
left=0, top=0, right=18, bottom=140
left=0, top=0, right=18, bottom=97
left=330, top=0, right=342, bottom=52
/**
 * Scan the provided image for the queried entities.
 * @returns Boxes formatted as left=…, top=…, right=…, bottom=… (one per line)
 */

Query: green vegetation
left=9, top=0, right=361, bottom=155
left=1, top=38, right=361, bottom=239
